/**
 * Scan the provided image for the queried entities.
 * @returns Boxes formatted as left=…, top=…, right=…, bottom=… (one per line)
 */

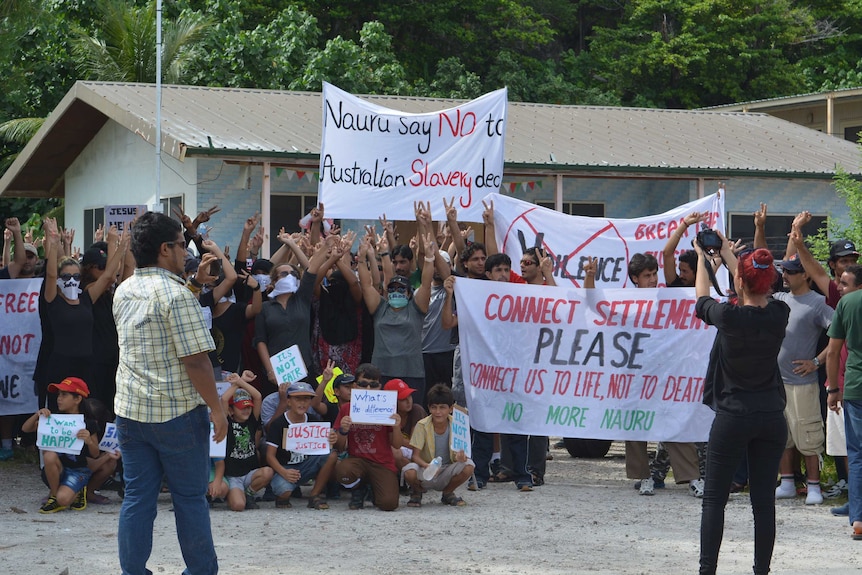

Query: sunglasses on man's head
left=387, top=286, right=408, bottom=294
left=355, top=379, right=381, bottom=388
left=59, top=273, right=81, bottom=281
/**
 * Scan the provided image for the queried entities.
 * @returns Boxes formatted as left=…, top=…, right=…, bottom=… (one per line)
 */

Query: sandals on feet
left=407, top=493, right=423, bottom=507
left=307, top=495, right=329, bottom=510
left=441, top=492, right=466, bottom=506
left=488, top=472, right=512, bottom=483
left=853, top=525, right=862, bottom=541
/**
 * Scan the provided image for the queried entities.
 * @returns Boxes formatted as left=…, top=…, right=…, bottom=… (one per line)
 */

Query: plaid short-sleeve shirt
left=113, top=266, right=215, bottom=422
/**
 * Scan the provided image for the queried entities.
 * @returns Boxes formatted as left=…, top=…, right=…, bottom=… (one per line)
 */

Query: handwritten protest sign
left=209, top=422, right=226, bottom=458
left=105, top=205, right=145, bottom=232
left=37, top=414, right=85, bottom=455
left=99, top=422, right=120, bottom=454
left=318, top=82, right=507, bottom=221
left=450, top=408, right=471, bottom=458
left=284, top=422, right=331, bottom=455
left=486, top=191, right=727, bottom=290
left=0, top=278, right=42, bottom=416
left=454, top=278, right=717, bottom=442
left=270, top=345, right=307, bottom=384
left=350, top=389, right=397, bottom=425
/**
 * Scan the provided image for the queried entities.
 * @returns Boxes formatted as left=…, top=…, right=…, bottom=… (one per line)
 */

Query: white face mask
left=57, top=278, right=81, bottom=301
left=270, top=275, right=299, bottom=297
left=253, top=274, right=271, bottom=291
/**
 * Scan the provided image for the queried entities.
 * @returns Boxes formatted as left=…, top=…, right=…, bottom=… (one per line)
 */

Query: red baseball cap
left=47, top=377, right=90, bottom=398
left=384, top=379, right=416, bottom=400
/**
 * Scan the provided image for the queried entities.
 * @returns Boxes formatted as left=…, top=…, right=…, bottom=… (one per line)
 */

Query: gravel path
left=1, top=441, right=858, bottom=575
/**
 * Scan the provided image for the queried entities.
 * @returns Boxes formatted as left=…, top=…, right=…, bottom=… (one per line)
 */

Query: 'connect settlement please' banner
left=454, top=279, right=716, bottom=442
left=317, top=82, right=507, bottom=222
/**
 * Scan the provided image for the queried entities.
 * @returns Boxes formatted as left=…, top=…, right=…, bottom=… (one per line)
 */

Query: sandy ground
left=1, top=441, right=859, bottom=575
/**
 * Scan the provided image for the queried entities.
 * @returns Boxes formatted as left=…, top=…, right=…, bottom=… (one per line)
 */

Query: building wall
left=65, top=121, right=198, bottom=244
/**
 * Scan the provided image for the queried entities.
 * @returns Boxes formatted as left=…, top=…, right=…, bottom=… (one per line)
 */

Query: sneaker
left=639, top=477, right=655, bottom=496
left=245, top=491, right=259, bottom=510
left=71, top=487, right=87, bottom=511
left=805, top=489, right=824, bottom=505
left=831, top=503, right=850, bottom=516
left=775, top=482, right=797, bottom=499
left=633, top=478, right=665, bottom=490
left=824, top=480, right=848, bottom=499
left=39, top=496, right=67, bottom=514
left=689, top=478, right=705, bottom=498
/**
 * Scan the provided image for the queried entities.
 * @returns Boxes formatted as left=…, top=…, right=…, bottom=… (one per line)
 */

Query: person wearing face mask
left=356, top=231, right=434, bottom=408
left=255, top=235, right=336, bottom=390
left=38, top=218, right=127, bottom=412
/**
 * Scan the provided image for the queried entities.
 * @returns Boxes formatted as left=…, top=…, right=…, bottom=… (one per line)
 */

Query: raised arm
left=235, top=212, right=260, bottom=265
left=356, top=237, right=382, bottom=315
left=444, top=197, right=468, bottom=272
left=4, top=218, right=25, bottom=277
left=87, top=226, right=129, bottom=303
left=413, top=233, right=436, bottom=314
left=42, top=218, right=61, bottom=303
left=788, top=225, right=830, bottom=296
left=202, top=240, right=237, bottom=302
left=663, top=211, right=706, bottom=285
left=752, top=203, right=768, bottom=250
left=441, top=275, right=458, bottom=330
left=482, top=199, right=498, bottom=256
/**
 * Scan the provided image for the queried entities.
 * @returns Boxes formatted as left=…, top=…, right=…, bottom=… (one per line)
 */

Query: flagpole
left=154, top=0, right=163, bottom=213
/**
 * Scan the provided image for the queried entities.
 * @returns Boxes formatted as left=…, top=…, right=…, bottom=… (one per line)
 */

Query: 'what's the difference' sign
left=454, top=279, right=717, bottom=442
left=318, top=82, right=507, bottom=221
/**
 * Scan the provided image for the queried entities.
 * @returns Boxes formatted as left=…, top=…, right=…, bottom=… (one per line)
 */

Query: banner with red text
left=487, top=191, right=726, bottom=290
left=318, top=82, right=507, bottom=221
left=0, top=278, right=42, bottom=415
left=454, top=278, right=716, bottom=441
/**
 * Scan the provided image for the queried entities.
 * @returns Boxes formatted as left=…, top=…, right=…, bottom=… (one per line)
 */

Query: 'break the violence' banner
left=318, top=82, right=507, bottom=221
left=454, top=278, right=716, bottom=441
left=488, top=191, right=726, bottom=289
left=0, top=278, right=42, bottom=415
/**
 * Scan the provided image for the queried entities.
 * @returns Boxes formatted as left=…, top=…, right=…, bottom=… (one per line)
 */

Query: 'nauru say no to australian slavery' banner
left=454, top=279, right=717, bottom=442
left=317, top=82, right=507, bottom=222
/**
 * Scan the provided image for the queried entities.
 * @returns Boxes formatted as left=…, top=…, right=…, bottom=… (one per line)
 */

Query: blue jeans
left=116, top=406, right=217, bottom=575
left=845, top=400, right=862, bottom=526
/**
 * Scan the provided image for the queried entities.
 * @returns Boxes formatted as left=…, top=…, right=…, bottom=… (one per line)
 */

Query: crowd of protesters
left=2, top=196, right=861, bottom=572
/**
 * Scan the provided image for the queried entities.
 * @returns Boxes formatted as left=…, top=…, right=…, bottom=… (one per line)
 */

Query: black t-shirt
left=265, top=411, right=322, bottom=467
left=0, top=267, right=11, bottom=279
left=696, top=296, right=789, bottom=415
left=90, top=290, right=118, bottom=362
left=224, top=415, right=261, bottom=477
left=212, top=302, right=248, bottom=372
left=44, top=290, right=94, bottom=358
left=254, top=272, right=317, bottom=378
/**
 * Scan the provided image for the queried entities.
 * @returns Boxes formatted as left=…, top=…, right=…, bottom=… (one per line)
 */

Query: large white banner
left=488, top=191, right=726, bottom=289
left=0, top=278, right=42, bottom=415
left=454, top=278, right=716, bottom=441
left=318, top=82, right=507, bottom=221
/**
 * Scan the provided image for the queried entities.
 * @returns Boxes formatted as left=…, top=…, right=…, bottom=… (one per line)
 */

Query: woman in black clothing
left=695, top=241, right=789, bottom=575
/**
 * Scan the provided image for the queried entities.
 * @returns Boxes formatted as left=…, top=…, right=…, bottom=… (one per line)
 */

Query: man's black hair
left=485, top=253, right=511, bottom=273
left=460, top=242, right=487, bottom=264
left=678, top=250, right=698, bottom=271
left=845, top=264, right=862, bottom=287
left=391, top=244, right=414, bottom=261
left=131, top=211, right=182, bottom=268
left=628, top=253, right=658, bottom=279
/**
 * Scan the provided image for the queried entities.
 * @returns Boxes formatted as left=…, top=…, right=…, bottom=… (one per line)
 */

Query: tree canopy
left=4, top=0, right=862, bottom=182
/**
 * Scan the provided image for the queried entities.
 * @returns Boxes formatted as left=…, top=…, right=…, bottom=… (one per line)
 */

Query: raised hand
left=753, top=203, right=768, bottom=228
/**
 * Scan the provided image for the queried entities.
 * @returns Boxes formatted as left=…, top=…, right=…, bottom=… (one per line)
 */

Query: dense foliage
left=3, top=0, right=862, bottom=194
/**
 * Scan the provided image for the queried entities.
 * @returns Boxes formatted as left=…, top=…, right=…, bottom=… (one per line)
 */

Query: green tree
left=72, top=0, right=211, bottom=83
left=588, top=0, right=817, bottom=108
left=808, top=165, right=862, bottom=261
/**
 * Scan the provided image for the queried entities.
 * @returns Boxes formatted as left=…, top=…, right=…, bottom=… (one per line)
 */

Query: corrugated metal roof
left=702, top=86, right=862, bottom=111
left=3, top=81, right=861, bottom=198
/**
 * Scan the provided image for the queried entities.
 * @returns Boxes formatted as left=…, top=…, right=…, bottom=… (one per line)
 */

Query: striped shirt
left=113, top=266, right=215, bottom=422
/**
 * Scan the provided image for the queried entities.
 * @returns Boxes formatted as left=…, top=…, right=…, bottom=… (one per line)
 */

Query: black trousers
left=699, top=410, right=787, bottom=575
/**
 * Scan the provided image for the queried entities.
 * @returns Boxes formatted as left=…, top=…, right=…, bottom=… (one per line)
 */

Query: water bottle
left=423, top=456, right=442, bottom=481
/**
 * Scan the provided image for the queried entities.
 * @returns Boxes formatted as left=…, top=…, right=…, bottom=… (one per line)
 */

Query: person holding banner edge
left=694, top=231, right=789, bottom=575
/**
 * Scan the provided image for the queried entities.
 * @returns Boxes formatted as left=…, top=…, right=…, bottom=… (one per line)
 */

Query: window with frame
left=160, top=195, right=184, bottom=224
left=536, top=202, right=605, bottom=217
left=270, top=194, right=328, bottom=254
left=83, top=207, right=104, bottom=249
left=729, top=213, right=827, bottom=256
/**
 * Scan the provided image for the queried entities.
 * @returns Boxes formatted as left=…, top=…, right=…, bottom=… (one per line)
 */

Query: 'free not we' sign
left=317, top=82, right=507, bottom=222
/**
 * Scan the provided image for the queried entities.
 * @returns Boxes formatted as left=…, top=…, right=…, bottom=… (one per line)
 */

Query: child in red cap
left=21, top=377, right=101, bottom=513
